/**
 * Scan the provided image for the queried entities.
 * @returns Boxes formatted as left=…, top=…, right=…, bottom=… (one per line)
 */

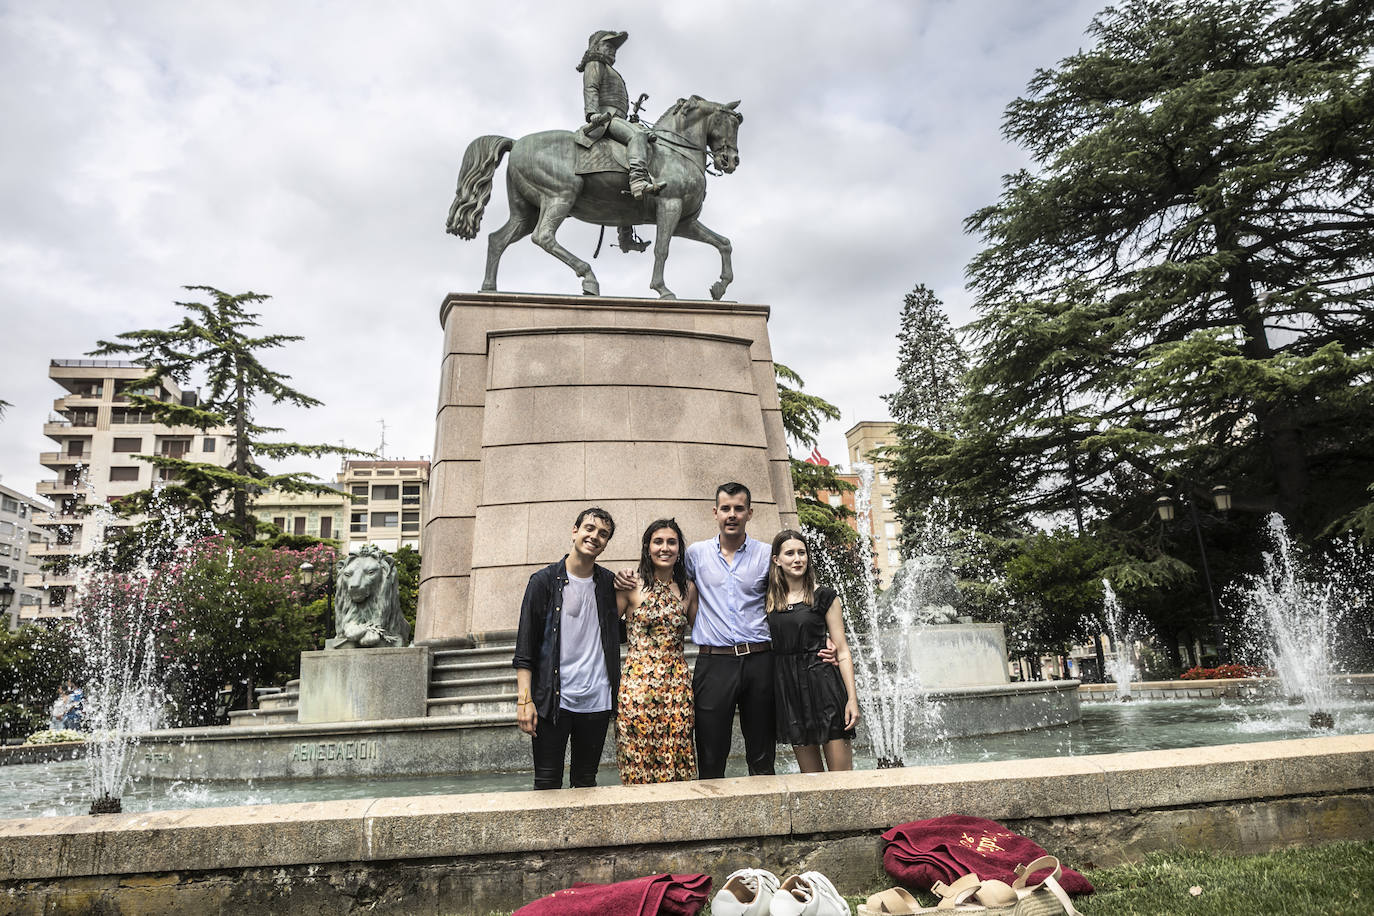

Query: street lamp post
left=1156, top=485, right=1232, bottom=664
left=299, top=555, right=337, bottom=646
left=0, top=582, right=15, bottom=630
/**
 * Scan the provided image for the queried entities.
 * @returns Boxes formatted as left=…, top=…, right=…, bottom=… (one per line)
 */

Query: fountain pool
left=6, top=694, right=1370, bottom=819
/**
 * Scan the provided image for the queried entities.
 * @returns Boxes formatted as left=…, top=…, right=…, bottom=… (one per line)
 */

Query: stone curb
left=1, top=733, right=1370, bottom=881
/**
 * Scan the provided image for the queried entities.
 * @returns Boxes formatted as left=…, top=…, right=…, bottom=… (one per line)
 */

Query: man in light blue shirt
left=685, top=482, right=778, bottom=778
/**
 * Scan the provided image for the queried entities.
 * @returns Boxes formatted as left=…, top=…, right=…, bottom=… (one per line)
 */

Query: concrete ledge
left=1078, top=673, right=1374, bottom=701
left=3, top=734, right=1371, bottom=887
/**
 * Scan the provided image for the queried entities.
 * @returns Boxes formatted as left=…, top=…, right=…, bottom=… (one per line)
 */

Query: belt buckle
left=734, top=642, right=750, bottom=657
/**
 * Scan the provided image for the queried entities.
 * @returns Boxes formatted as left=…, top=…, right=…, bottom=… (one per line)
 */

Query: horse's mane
left=655, top=96, right=742, bottom=126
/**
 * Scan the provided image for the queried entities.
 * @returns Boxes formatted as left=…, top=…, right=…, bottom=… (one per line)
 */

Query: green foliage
left=0, top=624, right=80, bottom=740
left=948, top=0, right=1374, bottom=540
left=394, top=545, right=421, bottom=632
left=774, top=363, right=855, bottom=546
left=88, top=286, right=366, bottom=544
left=72, top=536, right=334, bottom=727
left=1000, top=529, right=1127, bottom=656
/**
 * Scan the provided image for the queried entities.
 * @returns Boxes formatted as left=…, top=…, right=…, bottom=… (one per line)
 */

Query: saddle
left=574, top=132, right=632, bottom=176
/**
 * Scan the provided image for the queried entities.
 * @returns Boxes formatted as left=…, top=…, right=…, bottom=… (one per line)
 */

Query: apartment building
left=0, top=482, right=52, bottom=629
left=250, top=486, right=350, bottom=542
left=29, top=359, right=233, bottom=613
left=845, top=420, right=902, bottom=586
left=337, top=460, right=429, bottom=553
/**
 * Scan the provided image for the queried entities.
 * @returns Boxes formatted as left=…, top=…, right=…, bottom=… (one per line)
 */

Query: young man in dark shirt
left=512, top=507, right=621, bottom=789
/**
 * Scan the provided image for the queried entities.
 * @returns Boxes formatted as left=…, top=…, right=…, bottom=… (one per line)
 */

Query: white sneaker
left=713, top=868, right=781, bottom=916
left=770, top=872, right=851, bottom=916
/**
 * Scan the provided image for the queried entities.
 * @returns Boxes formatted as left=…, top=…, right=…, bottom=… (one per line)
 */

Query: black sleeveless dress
left=768, top=586, right=856, bottom=746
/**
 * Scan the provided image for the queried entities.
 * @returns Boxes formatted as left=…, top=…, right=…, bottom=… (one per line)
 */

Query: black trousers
left=530, top=708, right=612, bottom=789
left=692, top=650, right=776, bottom=778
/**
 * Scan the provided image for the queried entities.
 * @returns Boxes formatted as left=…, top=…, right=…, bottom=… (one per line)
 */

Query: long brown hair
left=767, top=529, right=815, bottom=613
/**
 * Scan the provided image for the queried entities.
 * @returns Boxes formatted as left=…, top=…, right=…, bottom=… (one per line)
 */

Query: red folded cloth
left=512, top=872, right=712, bottom=916
left=882, top=816, right=1093, bottom=895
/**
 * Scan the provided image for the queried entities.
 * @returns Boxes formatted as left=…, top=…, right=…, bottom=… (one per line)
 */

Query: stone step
left=257, top=691, right=299, bottom=711
left=228, top=706, right=298, bottom=725
left=426, top=693, right=517, bottom=718
left=429, top=674, right=517, bottom=700
left=431, top=657, right=513, bottom=676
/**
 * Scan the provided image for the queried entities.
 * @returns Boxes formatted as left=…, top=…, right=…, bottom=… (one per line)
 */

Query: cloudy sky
left=0, top=0, right=1106, bottom=498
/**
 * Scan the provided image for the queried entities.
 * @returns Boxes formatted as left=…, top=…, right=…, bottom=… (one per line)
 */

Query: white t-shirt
left=558, top=571, right=612, bottom=713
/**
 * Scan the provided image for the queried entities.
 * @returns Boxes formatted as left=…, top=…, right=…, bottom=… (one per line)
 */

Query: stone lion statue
left=332, top=545, right=411, bottom=649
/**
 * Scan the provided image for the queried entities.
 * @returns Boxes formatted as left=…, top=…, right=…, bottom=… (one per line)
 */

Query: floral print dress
left=616, top=578, right=696, bottom=783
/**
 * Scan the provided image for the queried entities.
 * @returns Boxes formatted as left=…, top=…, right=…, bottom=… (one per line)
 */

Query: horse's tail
left=446, top=135, right=514, bottom=239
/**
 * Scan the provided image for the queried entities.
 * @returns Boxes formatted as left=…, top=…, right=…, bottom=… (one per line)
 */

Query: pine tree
left=882, top=284, right=966, bottom=432
left=935, top=0, right=1374, bottom=541
left=89, top=287, right=364, bottom=543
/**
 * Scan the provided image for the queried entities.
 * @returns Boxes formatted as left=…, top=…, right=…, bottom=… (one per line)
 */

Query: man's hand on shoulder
left=614, top=568, right=639, bottom=592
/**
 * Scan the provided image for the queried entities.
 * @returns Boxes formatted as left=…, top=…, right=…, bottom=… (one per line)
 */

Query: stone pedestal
left=297, top=647, right=432, bottom=724
left=906, top=623, right=1011, bottom=689
left=416, top=292, right=796, bottom=643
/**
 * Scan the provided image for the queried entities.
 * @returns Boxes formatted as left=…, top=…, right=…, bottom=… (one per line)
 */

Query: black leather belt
left=697, top=641, right=772, bottom=656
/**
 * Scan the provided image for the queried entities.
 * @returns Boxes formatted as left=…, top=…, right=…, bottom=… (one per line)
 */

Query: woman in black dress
left=766, top=529, right=860, bottom=772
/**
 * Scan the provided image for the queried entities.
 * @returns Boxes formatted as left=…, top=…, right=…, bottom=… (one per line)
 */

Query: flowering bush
left=70, top=536, right=337, bottom=727
left=1179, top=663, right=1275, bottom=680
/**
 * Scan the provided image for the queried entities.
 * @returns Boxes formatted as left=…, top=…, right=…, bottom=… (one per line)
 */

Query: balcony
left=53, top=394, right=101, bottom=412
left=33, top=511, right=85, bottom=527
left=36, top=480, right=79, bottom=497
left=27, top=542, right=79, bottom=559
left=39, top=451, right=89, bottom=469
left=18, top=605, right=77, bottom=622
left=23, top=571, right=77, bottom=589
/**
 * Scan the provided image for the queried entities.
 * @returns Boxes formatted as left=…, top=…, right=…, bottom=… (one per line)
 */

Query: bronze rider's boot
left=626, top=133, right=665, bottom=198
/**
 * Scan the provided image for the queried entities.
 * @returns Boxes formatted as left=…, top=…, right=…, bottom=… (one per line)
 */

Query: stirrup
left=630, top=176, right=666, bottom=199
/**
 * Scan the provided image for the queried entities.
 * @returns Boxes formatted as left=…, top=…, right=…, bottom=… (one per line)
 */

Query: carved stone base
left=417, top=292, right=796, bottom=643
left=297, top=647, right=432, bottom=724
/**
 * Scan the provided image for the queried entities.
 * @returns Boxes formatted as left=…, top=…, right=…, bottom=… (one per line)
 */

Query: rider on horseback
left=576, top=30, right=666, bottom=199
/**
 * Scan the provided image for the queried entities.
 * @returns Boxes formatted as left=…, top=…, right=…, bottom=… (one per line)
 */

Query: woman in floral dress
left=615, top=518, right=698, bottom=783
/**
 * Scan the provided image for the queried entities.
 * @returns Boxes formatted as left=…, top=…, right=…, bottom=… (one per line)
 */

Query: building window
left=887, top=549, right=900, bottom=566
left=159, top=439, right=191, bottom=458
left=376, top=469, right=394, bottom=476
left=111, top=408, right=155, bottom=424
left=882, top=497, right=894, bottom=510
left=68, top=408, right=98, bottom=427
left=113, top=437, right=142, bottom=452
left=109, top=467, right=140, bottom=482
left=399, top=469, right=418, bottom=476
left=372, top=485, right=399, bottom=501
left=203, top=437, right=216, bottom=452
left=273, top=516, right=286, bottom=530
left=320, top=516, right=333, bottom=539
left=371, top=512, right=398, bottom=528
left=350, top=484, right=368, bottom=505
left=1, top=496, right=17, bottom=514
left=350, top=512, right=366, bottom=534
left=402, top=511, right=420, bottom=533
left=354, top=470, right=372, bottom=477
left=828, top=494, right=843, bottom=507
left=293, top=517, right=306, bottom=536
left=885, top=522, right=897, bottom=538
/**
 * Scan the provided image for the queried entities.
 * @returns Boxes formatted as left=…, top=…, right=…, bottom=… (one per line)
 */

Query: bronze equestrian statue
left=445, top=30, right=743, bottom=301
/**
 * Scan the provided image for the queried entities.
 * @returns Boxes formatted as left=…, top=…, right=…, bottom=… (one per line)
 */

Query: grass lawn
left=496, top=841, right=1374, bottom=914
left=828, top=841, right=1374, bottom=916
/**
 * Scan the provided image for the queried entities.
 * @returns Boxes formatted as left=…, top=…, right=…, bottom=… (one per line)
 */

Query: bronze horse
left=446, top=96, right=742, bottom=300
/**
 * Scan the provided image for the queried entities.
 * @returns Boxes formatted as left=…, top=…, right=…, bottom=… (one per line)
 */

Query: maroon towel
left=513, top=872, right=712, bottom=916
left=882, top=816, right=1093, bottom=895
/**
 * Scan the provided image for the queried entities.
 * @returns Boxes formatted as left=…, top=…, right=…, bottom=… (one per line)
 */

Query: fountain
left=1099, top=580, right=1145, bottom=701
left=64, top=489, right=216, bottom=813
left=816, top=464, right=1079, bottom=768
left=1234, top=514, right=1363, bottom=728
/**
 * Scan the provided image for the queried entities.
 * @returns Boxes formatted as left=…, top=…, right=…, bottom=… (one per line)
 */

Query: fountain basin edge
left=2, top=734, right=1372, bottom=915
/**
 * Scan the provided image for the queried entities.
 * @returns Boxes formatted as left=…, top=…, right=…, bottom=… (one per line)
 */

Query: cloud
left=0, top=0, right=1105, bottom=492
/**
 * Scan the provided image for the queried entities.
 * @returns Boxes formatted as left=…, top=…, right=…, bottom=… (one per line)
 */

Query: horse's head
left=705, top=99, right=742, bottom=174
left=659, top=96, right=742, bottom=174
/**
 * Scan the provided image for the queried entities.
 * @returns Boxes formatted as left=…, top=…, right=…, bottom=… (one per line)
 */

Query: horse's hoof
left=658, top=291, right=678, bottom=300
left=581, top=278, right=601, bottom=296
left=480, top=284, right=497, bottom=292
left=710, top=282, right=728, bottom=300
